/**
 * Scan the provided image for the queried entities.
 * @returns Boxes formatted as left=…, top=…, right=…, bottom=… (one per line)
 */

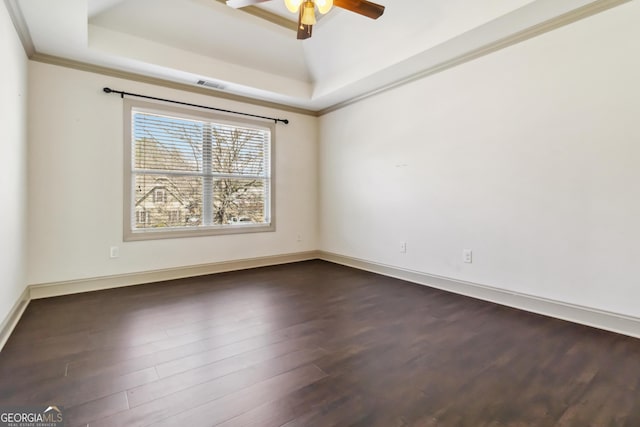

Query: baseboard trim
left=0, top=286, right=30, bottom=351
left=317, top=251, right=640, bottom=339
left=4, top=249, right=638, bottom=353
left=1, top=251, right=318, bottom=352
left=29, top=251, right=319, bottom=300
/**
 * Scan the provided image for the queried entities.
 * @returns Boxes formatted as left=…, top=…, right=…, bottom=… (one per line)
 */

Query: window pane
left=134, top=113, right=204, bottom=172
left=210, top=126, right=267, bottom=176
left=134, top=174, right=203, bottom=228
left=126, top=99, right=274, bottom=240
left=213, top=178, right=267, bottom=225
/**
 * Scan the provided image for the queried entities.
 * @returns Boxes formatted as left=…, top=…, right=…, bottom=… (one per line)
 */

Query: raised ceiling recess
left=11, top=0, right=631, bottom=112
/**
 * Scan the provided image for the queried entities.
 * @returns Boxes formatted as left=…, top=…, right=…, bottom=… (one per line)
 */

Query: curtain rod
left=102, top=87, right=289, bottom=124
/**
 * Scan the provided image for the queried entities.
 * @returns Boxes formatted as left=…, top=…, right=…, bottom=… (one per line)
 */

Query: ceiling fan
left=225, top=0, right=385, bottom=40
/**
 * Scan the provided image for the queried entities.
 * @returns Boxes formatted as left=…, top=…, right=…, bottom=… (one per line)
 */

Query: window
left=124, top=99, right=274, bottom=240
left=153, top=189, right=166, bottom=203
left=136, top=210, right=149, bottom=224
left=168, top=210, right=181, bottom=223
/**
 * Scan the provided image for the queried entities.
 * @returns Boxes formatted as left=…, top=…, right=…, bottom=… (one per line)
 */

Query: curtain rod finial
left=103, top=87, right=112, bottom=93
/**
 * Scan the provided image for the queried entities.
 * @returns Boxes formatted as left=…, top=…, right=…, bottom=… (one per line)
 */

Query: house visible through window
left=136, top=210, right=149, bottom=224
left=153, top=189, right=166, bottom=203
left=124, top=99, right=274, bottom=240
left=168, top=210, right=181, bottom=223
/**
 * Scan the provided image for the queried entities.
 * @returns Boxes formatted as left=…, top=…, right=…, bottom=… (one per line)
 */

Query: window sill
left=124, top=223, right=275, bottom=241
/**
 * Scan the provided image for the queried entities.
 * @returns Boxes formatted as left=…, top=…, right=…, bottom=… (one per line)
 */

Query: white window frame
left=153, top=188, right=166, bottom=203
left=123, top=99, right=275, bottom=241
left=136, top=210, right=149, bottom=224
left=168, top=209, right=181, bottom=223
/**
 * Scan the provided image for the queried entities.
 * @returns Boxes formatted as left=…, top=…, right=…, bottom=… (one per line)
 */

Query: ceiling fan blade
left=226, top=0, right=269, bottom=9
left=334, top=0, right=385, bottom=19
left=297, top=7, right=313, bottom=40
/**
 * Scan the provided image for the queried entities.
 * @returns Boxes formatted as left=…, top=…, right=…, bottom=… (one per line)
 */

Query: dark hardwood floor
left=0, top=260, right=639, bottom=426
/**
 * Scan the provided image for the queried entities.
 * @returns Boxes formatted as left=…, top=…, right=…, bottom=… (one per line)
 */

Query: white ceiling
left=14, top=0, right=625, bottom=111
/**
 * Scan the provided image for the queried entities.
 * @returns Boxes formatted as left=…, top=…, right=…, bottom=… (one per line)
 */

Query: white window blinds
left=125, top=100, right=274, bottom=240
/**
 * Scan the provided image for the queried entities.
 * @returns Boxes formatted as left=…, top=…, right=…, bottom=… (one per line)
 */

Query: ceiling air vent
left=196, top=80, right=226, bottom=90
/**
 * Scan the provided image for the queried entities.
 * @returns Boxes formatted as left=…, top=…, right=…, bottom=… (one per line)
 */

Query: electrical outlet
left=110, top=246, right=120, bottom=259
left=297, top=234, right=302, bottom=242
left=463, top=249, right=472, bottom=263
left=400, top=241, right=407, bottom=254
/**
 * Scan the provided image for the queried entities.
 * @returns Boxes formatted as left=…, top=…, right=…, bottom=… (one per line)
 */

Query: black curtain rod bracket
left=103, top=87, right=289, bottom=124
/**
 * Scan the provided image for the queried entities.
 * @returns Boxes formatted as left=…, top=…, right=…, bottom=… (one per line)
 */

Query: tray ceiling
left=12, top=0, right=629, bottom=112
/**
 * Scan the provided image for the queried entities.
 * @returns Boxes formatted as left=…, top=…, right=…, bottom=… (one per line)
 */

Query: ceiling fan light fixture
left=301, top=1, right=316, bottom=25
left=284, top=0, right=303, bottom=13
left=316, top=0, right=333, bottom=14
left=226, top=0, right=385, bottom=40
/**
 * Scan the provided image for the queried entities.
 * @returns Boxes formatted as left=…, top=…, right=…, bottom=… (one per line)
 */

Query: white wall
left=0, top=2, right=28, bottom=322
left=27, top=62, right=318, bottom=285
left=319, top=2, right=640, bottom=318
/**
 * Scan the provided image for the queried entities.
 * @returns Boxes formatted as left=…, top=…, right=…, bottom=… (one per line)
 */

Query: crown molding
left=30, top=53, right=318, bottom=117
left=3, top=0, right=35, bottom=56
left=317, top=0, right=632, bottom=116
left=6, top=0, right=632, bottom=117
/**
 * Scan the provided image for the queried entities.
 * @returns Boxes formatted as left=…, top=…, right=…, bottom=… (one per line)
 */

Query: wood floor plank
left=88, top=349, right=326, bottom=426
left=153, top=322, right=322, bottom=378
left=65, top=392, right=129, bottom=427
left=66, top=316, right=324, bottom=380
left=62, top=319, right=273, bottom=377
left=28, top=367, right=159, bottom=409
left=0, top=260, right=639, bottom=426
left=153, top=364, right=327, bottom=427
left=216, top=373, right=369, bottom=427
left=0, top=357, right=67, bottom=401
left=127, top=341, right=325, bottom=407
